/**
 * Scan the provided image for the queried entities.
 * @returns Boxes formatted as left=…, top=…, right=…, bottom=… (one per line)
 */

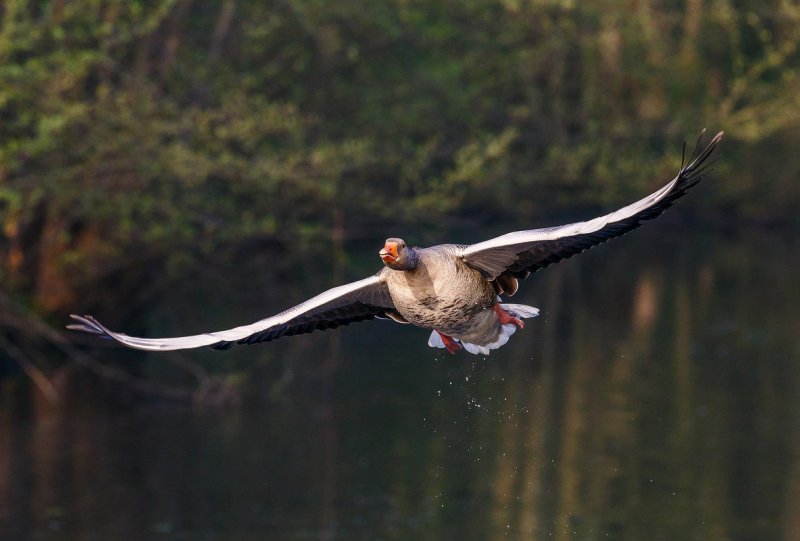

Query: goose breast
left=385, top=245, right=495, bottom=334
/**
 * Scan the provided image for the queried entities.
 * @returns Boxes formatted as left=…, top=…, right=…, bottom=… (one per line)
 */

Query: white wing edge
left=462, top=131, right=722, bottom=257
left=68, top=274, right=388, bottom=351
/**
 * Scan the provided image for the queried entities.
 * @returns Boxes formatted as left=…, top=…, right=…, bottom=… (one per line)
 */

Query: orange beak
left=379, top=241, right=398, bottom=264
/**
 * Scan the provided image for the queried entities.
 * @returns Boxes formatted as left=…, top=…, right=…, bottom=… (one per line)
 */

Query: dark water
left=2, top=229, right=800, bottom=540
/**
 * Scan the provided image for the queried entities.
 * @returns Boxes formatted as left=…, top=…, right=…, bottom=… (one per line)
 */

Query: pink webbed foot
left=436, top=331, right=463, bottom=354
left=494, top=304, right=525, bottom=329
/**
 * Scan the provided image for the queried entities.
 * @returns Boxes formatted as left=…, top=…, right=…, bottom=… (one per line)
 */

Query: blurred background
left=1, top=0, right=800, bottom=539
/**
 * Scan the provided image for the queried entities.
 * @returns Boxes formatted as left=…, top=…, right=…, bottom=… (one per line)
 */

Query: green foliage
left=1, top=0, right=799, bottom=308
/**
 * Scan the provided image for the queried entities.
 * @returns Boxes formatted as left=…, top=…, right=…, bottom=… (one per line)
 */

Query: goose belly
left=386, top=261, right=495, bottom=335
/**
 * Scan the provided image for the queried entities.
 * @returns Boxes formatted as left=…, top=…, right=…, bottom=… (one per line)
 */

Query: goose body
left=382, top=245, right=534, bottom=354
left=384, top=245, right=494, bottom=334
left=69, top=131, right=722, bottom=355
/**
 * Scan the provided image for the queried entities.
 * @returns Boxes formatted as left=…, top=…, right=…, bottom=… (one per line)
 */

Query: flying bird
left=69, top=131, right=723, bottom=355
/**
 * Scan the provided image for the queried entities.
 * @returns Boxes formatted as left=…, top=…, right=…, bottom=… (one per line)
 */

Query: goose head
left=379, top=238, right=419, bottom=270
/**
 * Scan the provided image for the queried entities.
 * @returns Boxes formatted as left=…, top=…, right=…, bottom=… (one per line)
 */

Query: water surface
left=1, top=229, right=799, bottom=540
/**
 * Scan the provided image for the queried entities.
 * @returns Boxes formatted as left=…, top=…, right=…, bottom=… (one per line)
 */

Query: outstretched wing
left=461, top=131, right=723, bottom=280
left=68, top=272, right=396, bottom=351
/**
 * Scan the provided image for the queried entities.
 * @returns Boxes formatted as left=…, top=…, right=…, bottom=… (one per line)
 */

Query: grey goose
left=69, top=131, right=723, bottom=355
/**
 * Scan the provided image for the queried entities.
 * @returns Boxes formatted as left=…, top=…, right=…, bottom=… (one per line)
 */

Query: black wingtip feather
left=67, top=314, right=119, bottom=342
left=680, top=140, right=687, bottom=171
left=68, top=314, right=104, bottom=335
left=680, top=130, right=723, bottom=181
left=690, top=128, right=707, bottom=157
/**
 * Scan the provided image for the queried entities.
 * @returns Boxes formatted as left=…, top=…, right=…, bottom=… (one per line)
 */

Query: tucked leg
left=436, top=331, right=463, bottom=354
left=494, top=303, right=525, bottom=328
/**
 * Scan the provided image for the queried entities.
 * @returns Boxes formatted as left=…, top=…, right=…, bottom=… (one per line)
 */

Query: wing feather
left=68, top=272, right=396, bottom=351
left=462, top=131, right=723, bottom=280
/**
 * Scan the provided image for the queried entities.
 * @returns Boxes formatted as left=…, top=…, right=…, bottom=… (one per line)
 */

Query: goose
left=69, top=131, right=723, bottom=355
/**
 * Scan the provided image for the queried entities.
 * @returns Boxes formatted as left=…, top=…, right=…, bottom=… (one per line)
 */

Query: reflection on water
left=1, top=230, right=800, bottom=540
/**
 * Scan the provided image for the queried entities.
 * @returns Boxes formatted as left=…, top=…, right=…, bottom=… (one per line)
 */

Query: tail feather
left=462, top=341, right=491, bottom=355
left=500, top=303, right=540, bottom=318
left=428, top=331, right=446, bottom=349
left=427, top=303, right=539, bottom=355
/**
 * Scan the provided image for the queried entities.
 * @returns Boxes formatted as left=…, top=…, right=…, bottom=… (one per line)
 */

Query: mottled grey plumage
left=382, top=244, right=502, bottom=344
left=68, top=131, right=722, bottom=355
